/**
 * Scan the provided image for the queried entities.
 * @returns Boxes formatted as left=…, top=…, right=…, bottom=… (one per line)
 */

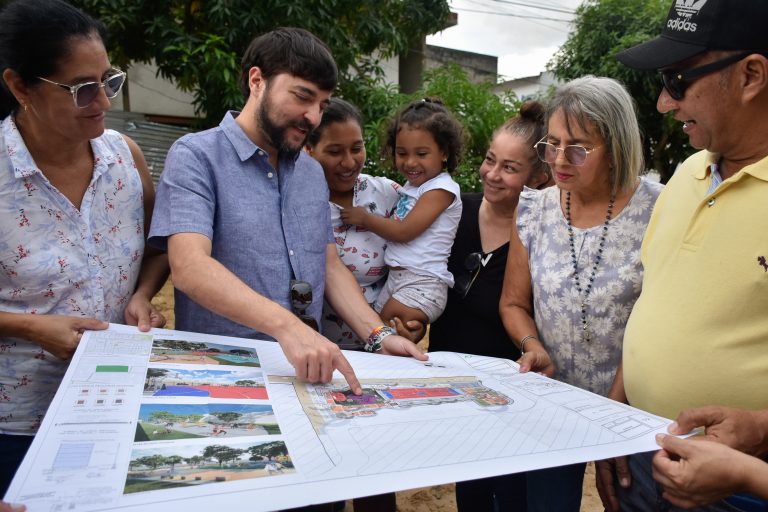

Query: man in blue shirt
left=149, top=28, right=425, bottom=394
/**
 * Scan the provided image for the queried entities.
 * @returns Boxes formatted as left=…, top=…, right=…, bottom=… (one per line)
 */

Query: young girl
left=340, top=98, right=463, bottom=327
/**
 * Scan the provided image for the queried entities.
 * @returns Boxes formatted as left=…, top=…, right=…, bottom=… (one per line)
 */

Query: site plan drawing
left=6, top=324, right=673, bottom=511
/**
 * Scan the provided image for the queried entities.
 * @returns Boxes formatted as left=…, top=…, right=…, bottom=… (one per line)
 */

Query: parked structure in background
left=493, top=71, right=562, bottom=102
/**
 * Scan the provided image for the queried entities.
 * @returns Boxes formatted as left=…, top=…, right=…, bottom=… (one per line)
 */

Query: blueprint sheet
left=5, top=324, right=671, bottom=511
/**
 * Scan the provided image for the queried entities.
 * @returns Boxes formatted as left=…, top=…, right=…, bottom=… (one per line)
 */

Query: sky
left=426, top=0, right=584, bottom=81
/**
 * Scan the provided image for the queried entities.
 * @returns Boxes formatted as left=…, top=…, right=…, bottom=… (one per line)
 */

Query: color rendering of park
left=149, top=339, right=261, bottom=367
left=144, top=367, right=268, bottom=399
left=124, top=440, right=293, bottom=494
left=134, top=403, right=280, bottom=442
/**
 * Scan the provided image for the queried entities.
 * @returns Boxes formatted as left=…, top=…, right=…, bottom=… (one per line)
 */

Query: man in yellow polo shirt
left=593, top=0, right=768, bottom=510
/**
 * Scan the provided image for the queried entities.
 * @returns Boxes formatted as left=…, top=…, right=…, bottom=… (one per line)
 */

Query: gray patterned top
left=516, top=178, right=663, bottom=396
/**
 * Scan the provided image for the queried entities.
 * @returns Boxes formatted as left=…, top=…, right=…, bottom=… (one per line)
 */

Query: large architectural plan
left=5, top=324, right=673, bottom=511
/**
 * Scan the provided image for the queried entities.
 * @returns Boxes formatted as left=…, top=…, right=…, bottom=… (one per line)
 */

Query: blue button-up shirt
left=149, top=111, right=332, bottom=339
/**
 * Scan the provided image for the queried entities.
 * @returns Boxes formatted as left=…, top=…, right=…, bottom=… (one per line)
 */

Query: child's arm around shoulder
left=341, top=188, right=455, bottom=243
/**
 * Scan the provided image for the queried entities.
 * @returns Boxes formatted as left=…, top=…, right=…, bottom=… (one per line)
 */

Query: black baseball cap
left=616, top=0, right=768, bottom=70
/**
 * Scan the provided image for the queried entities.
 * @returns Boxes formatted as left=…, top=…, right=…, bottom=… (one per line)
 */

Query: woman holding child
left=499, top=76, right=663, bottom=511
left=306, top=98, right=403, bottom=350
left=340, top=98, right=464, bottom=329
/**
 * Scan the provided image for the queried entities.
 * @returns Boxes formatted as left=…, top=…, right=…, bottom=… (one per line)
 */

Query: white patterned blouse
left=516, top=178, right=663, bottom=396
left=0, top=116, right=145, bottom=434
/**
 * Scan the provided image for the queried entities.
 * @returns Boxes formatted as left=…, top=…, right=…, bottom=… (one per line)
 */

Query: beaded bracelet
left=518, top=335, right=538, bottom=354
left=364, top=325, right=396, bottom=353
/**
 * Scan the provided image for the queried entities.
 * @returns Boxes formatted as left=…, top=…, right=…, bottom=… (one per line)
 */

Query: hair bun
left=519, top=100, right=545, bottom=123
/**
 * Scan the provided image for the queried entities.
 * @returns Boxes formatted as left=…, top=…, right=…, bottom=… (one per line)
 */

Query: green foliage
left=210, top=411, right=242, bottom=424
left=70, top=0, right=451, bottom=127
left=203, top=444, right=244, bottom=466
left=549, top=0, right=691, bottom=182
left=345, top=64, right=520, bottom=193
left=248, top=441, right=289, bottom=460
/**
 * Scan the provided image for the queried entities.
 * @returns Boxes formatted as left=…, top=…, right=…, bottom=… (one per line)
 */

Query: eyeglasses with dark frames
left=659, top=52, right=751, bottom=101
left=534, top=137, right=601, bottom=167
left=36, top=69, right=126, bottom=108
left=453, top=252, right=492, bottom=298
left=290, top=280, right=319, bottom=331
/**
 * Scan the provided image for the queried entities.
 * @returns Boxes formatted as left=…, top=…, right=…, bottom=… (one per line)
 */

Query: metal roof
left=105, top=110, right=193, bottom=184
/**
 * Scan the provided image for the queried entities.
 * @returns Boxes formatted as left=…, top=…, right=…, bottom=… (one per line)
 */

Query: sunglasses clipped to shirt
left=659, top=51, right=751, bottom=101
left=454, top=252, right=493, bottom=298
left=290, top=280, right=319, bottom=331
left=37, top=69, right=127, bottom=108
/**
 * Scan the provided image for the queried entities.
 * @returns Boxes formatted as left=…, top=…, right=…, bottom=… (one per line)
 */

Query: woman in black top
left=428, top=101, right=552, bottom=511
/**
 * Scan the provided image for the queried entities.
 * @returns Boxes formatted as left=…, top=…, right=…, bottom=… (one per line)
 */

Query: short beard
left=257, top=85, right=312, bottom=159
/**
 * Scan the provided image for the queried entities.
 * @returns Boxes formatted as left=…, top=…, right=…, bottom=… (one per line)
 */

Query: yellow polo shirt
left=623, top=150, right=768, bottom=420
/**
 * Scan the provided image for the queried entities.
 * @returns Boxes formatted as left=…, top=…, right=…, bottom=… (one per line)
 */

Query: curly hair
left=383, top=98, right=465, bottom=173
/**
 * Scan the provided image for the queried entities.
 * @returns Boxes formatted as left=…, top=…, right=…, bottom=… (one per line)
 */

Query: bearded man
left=150, top=28, right=424, bottom=394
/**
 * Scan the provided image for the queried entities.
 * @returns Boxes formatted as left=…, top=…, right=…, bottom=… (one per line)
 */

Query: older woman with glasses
left=499, top=76, right=663, bottom=512
left=0, top=0, right=167, bottom=494
left=428, top=101, right=553, bottom=512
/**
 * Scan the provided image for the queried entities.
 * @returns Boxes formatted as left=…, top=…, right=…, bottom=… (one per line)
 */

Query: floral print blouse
left=322, top=174, right=400, bottom=350
left=0, top=116, right=145, bottom=434
left=516, top=178, right=663, bottom=396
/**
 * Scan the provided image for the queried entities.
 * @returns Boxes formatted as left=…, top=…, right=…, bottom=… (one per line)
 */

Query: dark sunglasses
left=453, top=252, right=492, bottom=298
left=290, top=280, right=319, bottom=331
left=659, top=52, right=751, bottom=101
left=37, top=69, right=126, bottom=108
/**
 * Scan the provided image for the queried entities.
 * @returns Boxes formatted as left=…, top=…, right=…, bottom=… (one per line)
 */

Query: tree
left=248, top=441, right=289, bottom=461
left=210, top=412, right=242, bottom=425
left=70, top=0, right=451, bottom=126
left=358, top=64, right=520, bottom=192
left=149, top=411, right=177, bottom=425
left=136, top=454, right=167, bottom=470
left=203, top=444, right=244, bottom=467
left=144, top=368, right=168, bottom=389
left=549, top=0, right=692, bottom=182
left=234, top=380, right=257, bottom=386
left=166, top=455, right=183, bottom=472
left=184, top=455, right=204, bottom=468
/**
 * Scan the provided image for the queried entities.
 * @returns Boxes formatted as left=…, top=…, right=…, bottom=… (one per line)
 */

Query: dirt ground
left=152, top=279, right=603, bottom=512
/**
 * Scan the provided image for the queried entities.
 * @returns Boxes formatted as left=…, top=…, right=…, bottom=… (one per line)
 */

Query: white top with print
left=0, top=116, right=145, bottom=434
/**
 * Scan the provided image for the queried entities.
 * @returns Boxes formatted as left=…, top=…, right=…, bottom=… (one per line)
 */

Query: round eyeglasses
left=36, top=69, right=126, bottom=108
left=534, top=137, right=601, bottom=167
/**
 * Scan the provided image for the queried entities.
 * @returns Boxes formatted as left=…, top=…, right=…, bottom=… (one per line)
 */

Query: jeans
left=526, top=462, right=586, bottom=512
left=618, top=451, right=752, bottom=512
left=0, top=433, right=34, bottom=496
left=456, top=473, right=527, bottom=512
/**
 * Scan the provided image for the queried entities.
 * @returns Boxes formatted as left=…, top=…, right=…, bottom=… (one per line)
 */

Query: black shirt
left=429, top=193, right=522, bottom=360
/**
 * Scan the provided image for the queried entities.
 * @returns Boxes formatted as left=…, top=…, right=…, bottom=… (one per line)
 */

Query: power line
left=488, top=0, right=576, bottom=15
left=462, top=0, right=572, bottom=32
left=452, top=6, right=572, bottom=22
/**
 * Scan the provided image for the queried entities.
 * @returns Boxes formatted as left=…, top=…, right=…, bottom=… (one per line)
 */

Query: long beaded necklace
left=565, top=191, right=615, bottom=343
